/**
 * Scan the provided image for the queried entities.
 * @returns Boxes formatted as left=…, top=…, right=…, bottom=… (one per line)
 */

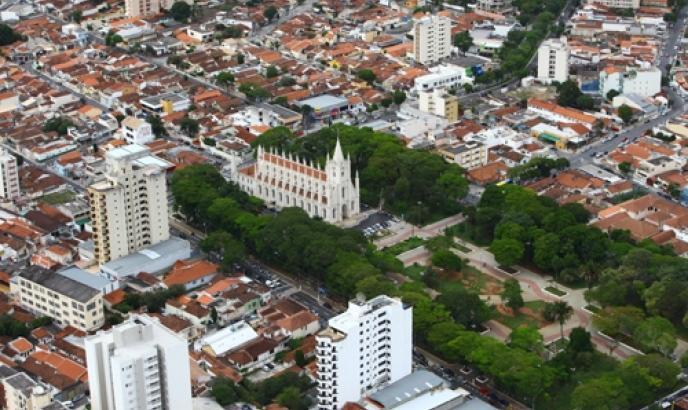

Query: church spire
left=332, top=137, right=344, bottom=162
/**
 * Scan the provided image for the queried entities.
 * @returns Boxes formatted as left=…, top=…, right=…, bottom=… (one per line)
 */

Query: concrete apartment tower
left=85, top=315, right=192, bottom=410
left=0, top=149, right=20, bottom=200
left=88, top=144, right=169, bottom=265
left=538, top=37, right=570, bottom=85
left=413, top=15, right=452, bottom=65
left=315, top=295, right=413, bottom=410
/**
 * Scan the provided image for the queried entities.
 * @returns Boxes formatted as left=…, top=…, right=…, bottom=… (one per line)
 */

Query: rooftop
left=16, top=266, right=99, bottom=303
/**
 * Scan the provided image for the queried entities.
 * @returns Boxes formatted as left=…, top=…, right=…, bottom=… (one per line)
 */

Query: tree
left=437, top=283, right=492, bottom=329
left=264, top=5, right=278, bottom=21
left=215, top=71, right=234, bottom=89
left=146, top=115, right=167, bottom=138
left=618, top=104, right=633, bottom=124
left=618, top=161, right=632, bottom=174
left=501, top=278, right=524, bottom=311
left=431, top=249, right=462, bottom=271
left=211, top=378, right=240, bottom=406
left=0, top=24, right=22, bottom=46
left=105, top=30, right=123, bottom=46
left=633, top=316, right=677, bottom=356
left=237, top=52, right=245, bottom=64
left=508, top=325, right=544, bottom=352
left=265, top=65, right=279, bottom=78
left=393, top=90, right=406, bottom=105
left=180, top=116, right=200, bottom=138
left=606, top=89, right=620, bottom=101
left=169, top=1, right=192, bottom=22
left=453, top=31, right=473, bottom=52
left=71, top=10, right=83, bottom=23
left=43, top=117, right=75, bottom=136
left=571, top=374, right=629, bottom=410
left=543, top=301, right=573, bottom=341
left=276, top=386, right=309, bottom=410
left=357, top=69, right=376, bottom=84
left=490, top=238, right=524, bottom=267
left=557, top=80, right=584, bottom=108
left=567, top=327, right=594, bottom=354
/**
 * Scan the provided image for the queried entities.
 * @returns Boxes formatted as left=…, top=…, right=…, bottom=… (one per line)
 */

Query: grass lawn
left=385, top=236, right=425, bottom=255
left=536, top=352, right=620, bottom=409
left=545, top=286, right=567, bottom=297
left=441, top=264, right=502, bottom=295
left=40, top=190, right=75, bottom=205
left=494, top=300, right=549, bottom=330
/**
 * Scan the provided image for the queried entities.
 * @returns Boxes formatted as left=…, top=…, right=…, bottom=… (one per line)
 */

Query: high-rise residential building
left=235, top=140, right=360, bottom=223
left=125, top=0, right=159, bottom=17
left=413, top=15, right=452, bottom=65
left=538, top=37, right=570, bottom=84
left=88, top=144, right=170, bottom=265
left=418, top=88, right=460, bottom=122
left=0, top=149, right=19, bottom=200
left=85, top=315, right=192, bottom=410
left=315, top=295, right=413, bottom=410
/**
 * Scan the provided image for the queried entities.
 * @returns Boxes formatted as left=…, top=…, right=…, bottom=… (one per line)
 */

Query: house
left=164, top=259, right=219, bottom=291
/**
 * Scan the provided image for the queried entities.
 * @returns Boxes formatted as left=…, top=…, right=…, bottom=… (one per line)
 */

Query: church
left=235, top=140, right=360, bottom=223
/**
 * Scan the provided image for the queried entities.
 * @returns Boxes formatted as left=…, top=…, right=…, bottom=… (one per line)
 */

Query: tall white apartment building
left=538, top=37, right=570, bottom=84
left=315, top=295, right=413, bottom=410
left=85, top=315, right=192, bottom=410
left=88, top=144, right=170, bottom=265
left=125, top=0, right=159, bottom=17
left=413, top=15, right=452, bottom=65
left=591, top=0, right=641, bottom=9
left=0, top=149, right=19, bottom=200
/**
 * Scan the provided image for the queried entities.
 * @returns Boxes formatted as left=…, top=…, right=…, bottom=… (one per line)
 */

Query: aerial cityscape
left=0, top=0, right=687, bottom=409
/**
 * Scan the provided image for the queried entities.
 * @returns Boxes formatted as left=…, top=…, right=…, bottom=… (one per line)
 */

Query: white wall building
left=235, top=140, right=360, bottom=223
left=315, top=295, right=413, bottom=410
left=538, top=37, right=569, bottom=84
left=85, top=315, right=192, bottom=410
left=0, top=149, right=19, bottom=200
left=600, top=66, right=662, bottom=98
left=120, top=116, right=155, bottom=145
left=414, top=64, right=474, bottom=92
left=591, top=0, right=640, bottom=9
left=413, top=15, right=451, bottom=65
left=125, top=0, right=159, bottom=17
left=88, top=144, right=171, bottom=265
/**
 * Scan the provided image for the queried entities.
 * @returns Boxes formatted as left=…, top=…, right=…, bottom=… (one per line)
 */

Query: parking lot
left=353, top=211, right=400, bottom=238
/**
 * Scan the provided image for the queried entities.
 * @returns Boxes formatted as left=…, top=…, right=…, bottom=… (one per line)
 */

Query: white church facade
left=235, top=140, right=360, bottom=223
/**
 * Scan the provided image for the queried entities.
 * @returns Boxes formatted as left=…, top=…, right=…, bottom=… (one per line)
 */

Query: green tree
left=571, top=374, right=629, bottom=410
left=508, top=325, right=544, bottom=353
left=169, top=1, right=192, bottom=22
left=453, top=31, right=473, bottom=52
left=264, top=5, right=279, bottom=21
left=618, top=104, right=633, bottom=124
left=501, top=278, right=524, bottom=311
left=437, top=283, right=492, bottom=329
left=294, top=349, right=307, bottom=367
left=606, top=89, right=620, bottom=101
left=276, top=386, right=309, bottom=410
left=557, top=80, right=584, bottom=108
left=215, top=71, right=235, bottom=89
left=146, top=115, right=167, bottom=137
left=431, top=249, right=462, bottom=271
left=105, top=30, right=123, bottom=46
left=43, top=116, right=75, bottom=135
left=393, top=89, right=406, bottom=105
left=633, top=316, right=677, bottom=356
left=543, top=301, right=573, bottom=342
left=357, top=69, right=376, bottom=84
left=71, top=10, right=83, bottom=23
left=490, top=238, right=524, bottom=267
left=180, top=116, right=200, bottom=138
left=265, top=65, right=279, bottom=78
left=567, top=327, right=594, bottom=354
left=0, top=24, right=22, bottom=46
left=618, top=161, right=632, bottom=174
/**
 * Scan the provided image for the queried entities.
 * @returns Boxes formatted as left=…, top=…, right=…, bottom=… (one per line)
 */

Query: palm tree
left=544, top=301, right=574, bottom=342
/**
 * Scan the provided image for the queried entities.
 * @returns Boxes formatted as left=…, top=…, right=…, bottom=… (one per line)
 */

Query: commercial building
left=418, top=88, right=460, bottom=122
left=413, top=16, right=452, bottom=65
left=235, top=141, right=360, bottom=223
left=315, top=295, right=413, bottom=410
left=100, top=237, right=191, bottom=281
left=476, top=0, right=512, bottom=12
left=414, top=64, right=474, bottom=92
left=0, top=148, right=20, bottom=200
left=294, top=94, right=350, bottom=120
left=537, top=37, right=569, bottom=84
left=88, top=144, right=171, bottom=265
left=1, top=368, right=54, bottom=410
left=85, top=315, right=192, bottom=410
left=592, top=0, right=641, bottom=8
left=120, top=116, right=154, bottom=145
left=600, top=66, right=662, bottom=98
left=10, top=266, right=105, bottom=332
left=140, top=93, right=190, bottom=115
left=439, top=141, right=489, bottom=169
